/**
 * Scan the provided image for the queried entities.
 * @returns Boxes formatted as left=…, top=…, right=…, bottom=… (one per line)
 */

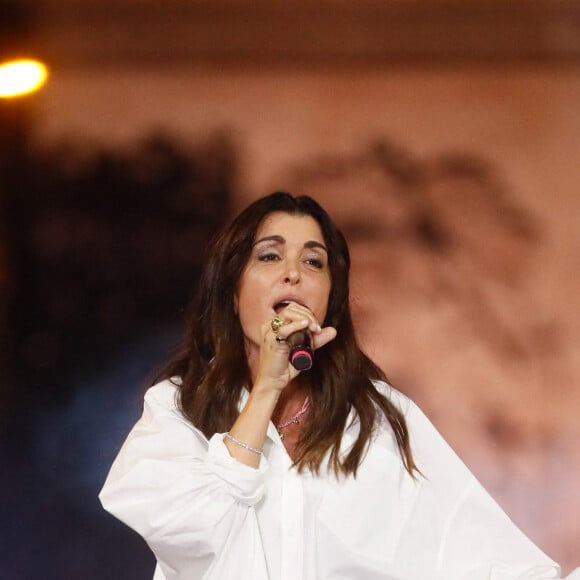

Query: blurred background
left=1, top=1, right=579, bottom=578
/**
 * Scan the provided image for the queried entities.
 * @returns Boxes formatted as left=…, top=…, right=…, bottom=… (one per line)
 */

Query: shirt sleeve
left=402, top=394, right=568, bottom=580
left=98, top=381, right=270, bottom=580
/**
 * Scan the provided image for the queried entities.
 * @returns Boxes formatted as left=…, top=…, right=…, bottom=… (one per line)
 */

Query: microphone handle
left=287, top=330, right=313, bottom=371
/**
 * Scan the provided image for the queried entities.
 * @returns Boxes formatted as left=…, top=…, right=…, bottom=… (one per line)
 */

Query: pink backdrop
left=34, top=66, right=580, bottom=571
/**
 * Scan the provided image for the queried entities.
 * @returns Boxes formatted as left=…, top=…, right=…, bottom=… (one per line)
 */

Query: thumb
left=312, top=326, right=337, bottom=350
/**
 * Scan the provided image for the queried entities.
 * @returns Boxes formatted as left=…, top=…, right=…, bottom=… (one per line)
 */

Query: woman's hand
left=228, top=303, right=336, bottom=467
left=253, top=302, right=337, bottom=394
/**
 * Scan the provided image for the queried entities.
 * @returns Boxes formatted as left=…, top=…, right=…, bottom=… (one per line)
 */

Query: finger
left=279, top=303, right=321, bottom=333
left=274, top=318, right=310, bottom=341
left=311, top=326, right=337, bottom=350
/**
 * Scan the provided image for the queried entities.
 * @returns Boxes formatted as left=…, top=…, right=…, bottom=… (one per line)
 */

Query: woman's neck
left=270, top=379, right=307, bottom=426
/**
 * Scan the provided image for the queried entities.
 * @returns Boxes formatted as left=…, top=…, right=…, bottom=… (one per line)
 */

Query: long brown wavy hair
left=156, top=191, right=417, bottom=477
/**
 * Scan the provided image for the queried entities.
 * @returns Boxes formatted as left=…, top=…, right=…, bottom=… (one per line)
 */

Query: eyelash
left=258, top=253, right=280, bottom=262
left=306, top=258, right=323, bottom=269
left=257, top=253, right=324, bottom=269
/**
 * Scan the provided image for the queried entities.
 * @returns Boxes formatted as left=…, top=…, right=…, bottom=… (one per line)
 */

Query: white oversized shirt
left=99, top=380, right=579, bottom=580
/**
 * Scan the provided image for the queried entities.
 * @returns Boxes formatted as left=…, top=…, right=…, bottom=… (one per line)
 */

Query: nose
left=283, top=263, right=301, bottom=285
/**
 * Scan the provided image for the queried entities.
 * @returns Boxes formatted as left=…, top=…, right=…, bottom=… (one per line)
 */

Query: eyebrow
left=254, top=235, right=328, bottom=253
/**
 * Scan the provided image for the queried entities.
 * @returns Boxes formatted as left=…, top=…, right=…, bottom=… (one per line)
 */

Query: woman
left=100, top=192, right=578, bottom=580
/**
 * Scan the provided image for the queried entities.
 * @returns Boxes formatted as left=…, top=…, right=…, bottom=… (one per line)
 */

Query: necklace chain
left=276, top=397, right=310, bottom=436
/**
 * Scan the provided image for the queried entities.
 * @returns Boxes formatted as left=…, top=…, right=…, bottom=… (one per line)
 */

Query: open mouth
left=273, top=299, right=310, bottom=314
left=273, top=300, right=291, bottom=314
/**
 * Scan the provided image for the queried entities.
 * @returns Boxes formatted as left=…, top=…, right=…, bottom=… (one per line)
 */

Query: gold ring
left=270, top=316, right=283, bottom=333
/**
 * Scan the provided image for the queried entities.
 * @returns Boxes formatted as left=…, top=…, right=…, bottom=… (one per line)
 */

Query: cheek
left=236, top=301, right=254, bottom=343
left=236, top=290, right=250, bottom=326
left=315, top=279, right=332, bottom=321
left=235, top=276, right=264, bottom=340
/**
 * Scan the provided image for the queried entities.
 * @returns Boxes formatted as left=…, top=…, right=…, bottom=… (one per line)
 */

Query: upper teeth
left=274, top=300, right=291, bottom=312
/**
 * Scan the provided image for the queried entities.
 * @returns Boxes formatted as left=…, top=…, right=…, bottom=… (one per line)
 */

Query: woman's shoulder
left=144, top=377, right=183, bottom=413
left=372, top=379, right=473, bottom=483
left=371, top=379, right=446, bottom=438
left=371, top=379, right=414, bottom=416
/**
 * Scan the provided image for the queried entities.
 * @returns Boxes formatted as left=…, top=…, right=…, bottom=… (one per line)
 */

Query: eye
left=305, top=257, right=324, bottom=269
left=258, top=252, right=280, bottom=262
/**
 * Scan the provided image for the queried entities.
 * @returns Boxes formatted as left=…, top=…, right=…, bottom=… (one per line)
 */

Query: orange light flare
left=0, top=59, right=49, bottom=98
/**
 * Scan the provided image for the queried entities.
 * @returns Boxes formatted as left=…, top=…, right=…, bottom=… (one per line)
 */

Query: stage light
left=0, top=59, right=48, bottom=98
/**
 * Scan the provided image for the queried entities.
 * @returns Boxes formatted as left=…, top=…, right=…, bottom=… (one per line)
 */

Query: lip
left=272, top=297, right=307, bottom=314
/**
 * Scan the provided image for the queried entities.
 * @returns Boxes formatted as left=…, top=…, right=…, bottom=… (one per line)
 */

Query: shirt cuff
left=204, top=432, right=268, bottom=506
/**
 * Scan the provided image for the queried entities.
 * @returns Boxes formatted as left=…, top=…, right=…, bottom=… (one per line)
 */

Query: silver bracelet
left=224, top=433, right=263, bottom=455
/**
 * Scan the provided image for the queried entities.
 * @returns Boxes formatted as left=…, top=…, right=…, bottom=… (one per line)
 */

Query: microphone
left=287, top=330, right=313, bottom=371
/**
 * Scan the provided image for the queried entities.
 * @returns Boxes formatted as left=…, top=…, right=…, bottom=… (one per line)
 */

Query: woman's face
left=236, top=211, right=332, bottom=360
